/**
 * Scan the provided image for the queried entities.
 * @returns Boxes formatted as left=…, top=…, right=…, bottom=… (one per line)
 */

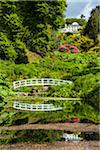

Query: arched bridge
left=13, top=102, right=62, bottom=111
left=13, top=78, right=72, bottom=89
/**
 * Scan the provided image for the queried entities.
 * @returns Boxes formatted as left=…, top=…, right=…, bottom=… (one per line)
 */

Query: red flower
left=73, top=118, right=80, bottom=123
left=72, top=48, right=79, bottom=53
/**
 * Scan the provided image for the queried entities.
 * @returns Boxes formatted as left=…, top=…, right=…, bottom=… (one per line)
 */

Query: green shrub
left=66, top=34, right=94, bottom=52
left=0, top=32, right=17, bottom=61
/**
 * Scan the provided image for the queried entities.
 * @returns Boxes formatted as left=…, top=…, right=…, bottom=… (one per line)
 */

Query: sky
left=65, top=0, right=100, bottom=20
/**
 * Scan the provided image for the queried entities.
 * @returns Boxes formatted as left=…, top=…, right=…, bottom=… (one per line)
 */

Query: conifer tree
left=84, top=6, right=100, bottom=44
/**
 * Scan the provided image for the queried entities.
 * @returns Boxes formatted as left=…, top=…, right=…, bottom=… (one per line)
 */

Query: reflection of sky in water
left=65, top=0, right=100, bottom=20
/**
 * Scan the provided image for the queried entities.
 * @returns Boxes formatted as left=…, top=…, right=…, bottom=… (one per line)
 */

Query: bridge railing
left=13, top=102, right=62, bottom=111
left=63, top=133, right=83, bottom=141
left=13, top=78, right=72, bottom=89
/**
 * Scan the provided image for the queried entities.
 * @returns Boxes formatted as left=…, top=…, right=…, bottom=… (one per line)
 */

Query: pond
left=0, top=130, right=99, bottom=144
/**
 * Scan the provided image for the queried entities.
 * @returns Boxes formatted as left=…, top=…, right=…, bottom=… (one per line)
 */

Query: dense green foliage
left=84, top=5, right=100, bottom=44
left=62, top=34, right=94, bottom=52
left=0, top=53, right=99, bottom=126
left=0, top=1, right=66, bottom=61
left=65, top=18, right=87, bottom=26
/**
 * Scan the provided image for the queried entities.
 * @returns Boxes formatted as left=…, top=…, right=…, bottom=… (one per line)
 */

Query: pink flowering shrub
left=59, top=44, right=79, bottom=53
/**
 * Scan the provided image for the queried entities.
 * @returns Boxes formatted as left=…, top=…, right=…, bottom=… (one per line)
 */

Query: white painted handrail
left=13, top=102, right=62, bottom=111
left=13, top=78, right=72, bottom=89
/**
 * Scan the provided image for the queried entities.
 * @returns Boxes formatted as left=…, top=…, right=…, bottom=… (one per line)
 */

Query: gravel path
left=0, top=141, right=99, bottom=150
left=0, top=123, right=99, bottom=132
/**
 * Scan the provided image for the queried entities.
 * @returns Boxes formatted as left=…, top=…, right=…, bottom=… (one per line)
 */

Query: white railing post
left=30, top=104, right=32, bottom=111
left=41, top=104, right=43, bottom=111
left=18, top=81, right=21, bottom=88
left=36, top=104, right=38, bottom=111
left=36, top=79, right=38, bottom=85
left=48, top=79, right=50, bottom=85
left=47, top=104, right=51, bottom=111
left=19, top=103, right=21, bottom=110
left=13, top=102, right=16, bottom=108
left=41, top=78, right=43, bottom=86
left=24, top=80, right=26, bottom=86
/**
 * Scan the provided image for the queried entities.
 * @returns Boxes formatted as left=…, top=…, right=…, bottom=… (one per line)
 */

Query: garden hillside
left=0, top=52, right=99, bottom=126
left=0, top=1, right=99, bottom=63
left=0, top=1, right=100, bottom=145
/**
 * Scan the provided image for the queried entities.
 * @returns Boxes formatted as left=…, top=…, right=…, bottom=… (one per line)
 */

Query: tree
left=65, top=18, right=87, bottom=26
left=80, top=14, right=85, bottom=19
left=0, top=32, right=17, bottom=61
left=0, top=1, right=29, bottom=63
left=84, top=6, right=100, bottom=44
left=0, top=0, right=67, bottom=59
left=17, top=0, right=67, bottom=56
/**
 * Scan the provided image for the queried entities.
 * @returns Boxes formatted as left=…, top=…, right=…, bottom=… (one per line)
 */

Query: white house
left=60, top=22, right=81, bottom=33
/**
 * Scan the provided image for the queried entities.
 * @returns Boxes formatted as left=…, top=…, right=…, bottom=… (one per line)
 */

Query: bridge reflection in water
left=13, top=101, right=62, bottom=111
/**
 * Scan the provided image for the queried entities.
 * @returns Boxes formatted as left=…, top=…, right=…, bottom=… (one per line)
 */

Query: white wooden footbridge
left=13, top=78, right=72, bottom=112
left=13, top=102, right=62, bottom=111
left=13, top=78, right=72, bottom=89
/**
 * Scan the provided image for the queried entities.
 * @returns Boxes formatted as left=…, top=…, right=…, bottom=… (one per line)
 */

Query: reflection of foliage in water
left=0, top=53, right=99, bottom=126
